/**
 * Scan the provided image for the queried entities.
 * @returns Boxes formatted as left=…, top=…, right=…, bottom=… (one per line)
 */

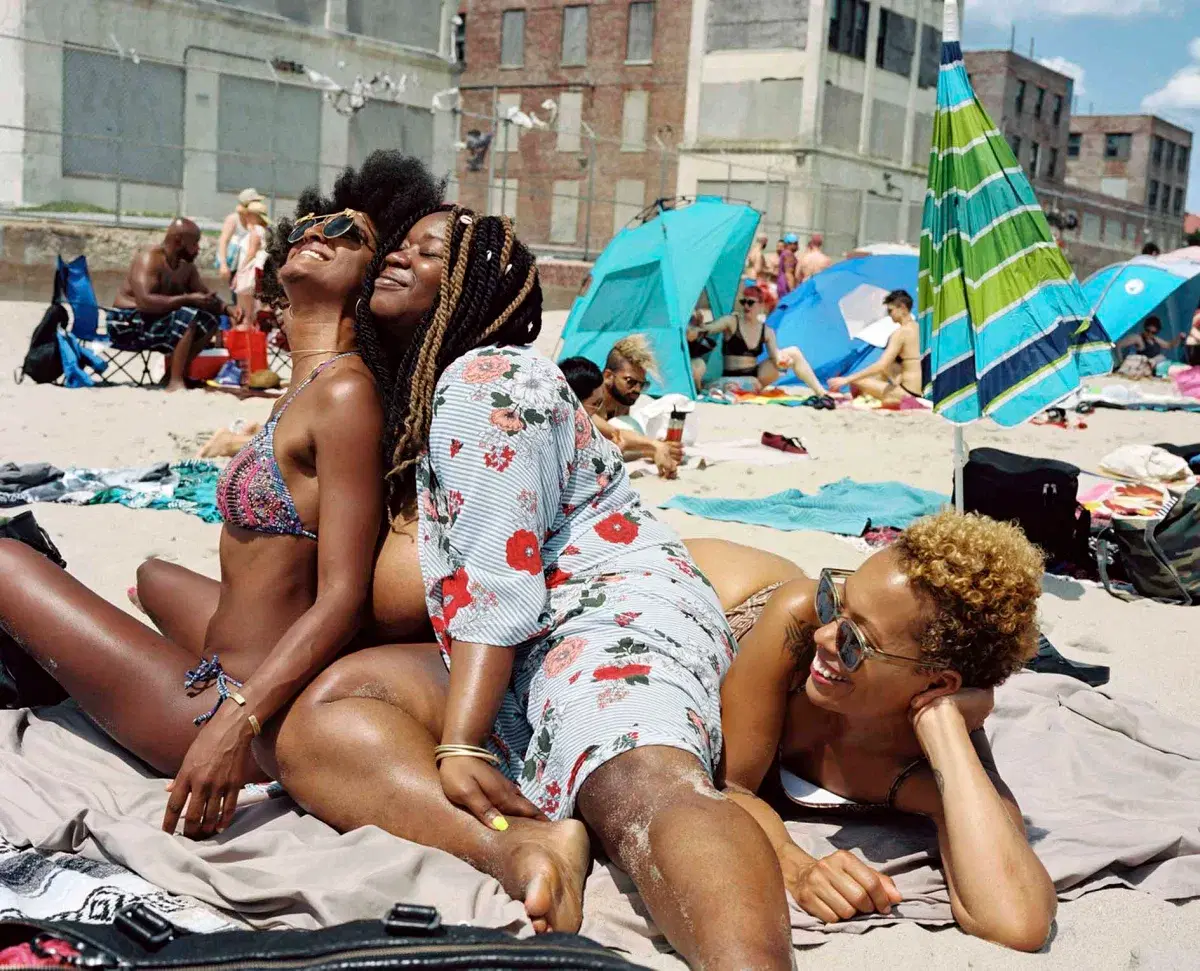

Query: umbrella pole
left=954, top=426, right=966, bottom=514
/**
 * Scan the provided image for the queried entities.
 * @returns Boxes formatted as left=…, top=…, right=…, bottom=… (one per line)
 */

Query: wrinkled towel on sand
left=0, top=461, right=220, bottom=523
left=1, top=671, right=1198, bottom=960
left=662, top=478, right=947, bottom=535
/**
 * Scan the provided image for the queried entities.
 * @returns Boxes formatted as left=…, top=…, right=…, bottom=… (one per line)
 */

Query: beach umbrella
left=1082, top=256, right=1200, bottom=346
left=768, top=253, right=919, bottom=385
left=920, top=0, right=1112, bottom=509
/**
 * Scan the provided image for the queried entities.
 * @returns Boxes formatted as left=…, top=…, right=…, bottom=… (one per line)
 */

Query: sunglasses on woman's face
left=815, top=568, right=930, bottom=673
left=288, top=209, right=376, bottom=249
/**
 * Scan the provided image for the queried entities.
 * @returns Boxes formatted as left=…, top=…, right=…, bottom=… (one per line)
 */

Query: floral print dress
left=417, top=346, right=737, bottom=820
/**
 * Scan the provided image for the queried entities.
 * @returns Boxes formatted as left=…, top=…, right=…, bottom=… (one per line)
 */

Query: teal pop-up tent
left=556, top=197, right=761, bottom=398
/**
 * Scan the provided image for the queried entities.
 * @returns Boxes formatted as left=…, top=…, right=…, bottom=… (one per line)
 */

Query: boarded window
left=218, top=76, right=321, bottom=198
left=699, top=79, right=804, bottom=140
left=821, top=85, right=862, bottom=153
left=348, top=100, right=434, bottom=167
left=489, top=178, right=519, bottom=219
left=1081, top=211, right=1101, bottom=242
left=705, top=0, right=807, bottom=52
left=215, top=0, right=323, bottom=25
left=62, top=48, right=184, bottom=186
left=911, top=112, right=933, bottom=166
left=869, top=100, right=906, bottom=160
left=626, top=3, right=655, bottom=62
left=828, top=0, right=869, bottom=60
left=561, top=6, right=588, bottom=65
left=918, top=26, right=941, bottom=88
left=550, top=180, right=581, bottom=243
left=557, top=91, right=583, bottom=153
left=1105, top=133, right=1132, bottom=160
left=621, top=91, right=649, bottom=152
left=876, top=10, right=915, bottom=78
left=696, top=179, right=786, bottom=231
left=1100, top=177, right=1128, bottom=199
left=497, top=93, right=522, bottom=153
left=346, top=0, right=442, bottom=52
left=613, top=179, right=645, bottom=234
left=501, top=10, right=526, bottom=67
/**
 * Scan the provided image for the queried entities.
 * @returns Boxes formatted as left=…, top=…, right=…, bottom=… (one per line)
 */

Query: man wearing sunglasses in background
left=682, top=511, right=1057, bottom=952
left=110, top=218, right=243, bottom=392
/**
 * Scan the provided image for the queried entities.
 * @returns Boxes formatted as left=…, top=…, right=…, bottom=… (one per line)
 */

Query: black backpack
left=956, top=447, right=1090, bottom=566
left=16, top=301, right=68, bottom=385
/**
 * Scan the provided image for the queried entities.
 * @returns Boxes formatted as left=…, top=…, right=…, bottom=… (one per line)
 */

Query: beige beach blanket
left=0, top=672, right=1198, bottom=963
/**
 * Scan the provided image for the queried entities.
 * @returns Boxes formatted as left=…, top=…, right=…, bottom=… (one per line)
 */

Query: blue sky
left=963, top=0, right=1200, bottom=209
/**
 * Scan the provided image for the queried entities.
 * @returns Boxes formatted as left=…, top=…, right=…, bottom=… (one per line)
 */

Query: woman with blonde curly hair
left=684, top=511, right=1057, bottom=952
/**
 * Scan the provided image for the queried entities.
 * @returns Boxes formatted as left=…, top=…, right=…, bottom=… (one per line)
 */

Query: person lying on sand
left=558, top=356, right=682, bottom=478
left=684, top=516, right=1057, bottom=952
left=252, top=207, right=794, bottom=970
left=0, top=152, right=441, bottom=840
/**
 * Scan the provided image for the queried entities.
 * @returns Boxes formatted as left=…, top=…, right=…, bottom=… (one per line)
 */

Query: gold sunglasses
left=815, top=568, right=934, bottom=672
left=288, top=209, right=377, bottom=249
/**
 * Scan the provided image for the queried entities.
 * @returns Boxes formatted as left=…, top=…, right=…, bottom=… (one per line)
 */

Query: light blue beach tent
left=556, top=197, right=761, bottom=398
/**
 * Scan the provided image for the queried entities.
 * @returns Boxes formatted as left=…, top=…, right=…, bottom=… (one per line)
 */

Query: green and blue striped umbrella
left=919, top=1, right=1111, bottom=430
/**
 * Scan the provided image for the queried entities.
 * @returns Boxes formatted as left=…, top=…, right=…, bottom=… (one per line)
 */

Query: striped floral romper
left=417, top=346, right=737, bottom=820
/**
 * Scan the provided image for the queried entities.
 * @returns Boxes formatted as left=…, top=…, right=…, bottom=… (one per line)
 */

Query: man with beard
left=110, top=218, right=240, bottom=391
left=600, top=334, right=654, bottom=421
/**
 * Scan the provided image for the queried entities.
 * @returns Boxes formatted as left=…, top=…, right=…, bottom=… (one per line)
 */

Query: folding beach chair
left=55, top=255, right=160, bottom=387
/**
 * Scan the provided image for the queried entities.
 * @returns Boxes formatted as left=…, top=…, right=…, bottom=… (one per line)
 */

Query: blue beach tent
left=768, top=253, right=920, bottom=386
left=556, top=197, right=761, bottom=398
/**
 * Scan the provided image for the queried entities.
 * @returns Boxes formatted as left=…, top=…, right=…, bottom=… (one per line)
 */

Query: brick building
left=1065, top=115, right=1192, bottom=225
left=454, top=1, right=691, bottom=258
left=963, top=49, right=1072, bottom=183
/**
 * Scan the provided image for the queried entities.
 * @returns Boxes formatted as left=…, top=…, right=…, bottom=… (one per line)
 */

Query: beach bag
left=0, top=512, right=68, bottom=709
left=1096, top=487, right=1200, bottom=605
left=956, top=447, right=1089, bottom=566
left=16, top=301, right=68, bottom=385
left=0, top=902, right=644, bottom=970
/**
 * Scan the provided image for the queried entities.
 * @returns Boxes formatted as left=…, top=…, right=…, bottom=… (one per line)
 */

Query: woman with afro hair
left=268, top=205, right=796, bottom=970
left=685, top=511, right=1058, bottom=951
left=0, top=151, right=442, bottom=841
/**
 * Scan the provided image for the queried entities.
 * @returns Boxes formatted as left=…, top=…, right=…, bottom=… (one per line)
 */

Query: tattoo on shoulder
left=783, top=617, right=816, bottom=674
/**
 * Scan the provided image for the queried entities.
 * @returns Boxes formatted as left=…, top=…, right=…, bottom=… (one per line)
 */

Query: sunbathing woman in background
left=267, top=206, right=794, bottom=969
left=686, top=515, right=1057, bottom=951
left=0, top=151, right=442, bottom=840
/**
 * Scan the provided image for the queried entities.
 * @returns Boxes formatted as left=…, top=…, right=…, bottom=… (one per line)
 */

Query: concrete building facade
left=0, top=0, right=458, bottom=222
left=453, top=0, right=691, bottom=258
left=963, top=49, right=1071, bottom=184
left=676, top=0, right=945, bottom=257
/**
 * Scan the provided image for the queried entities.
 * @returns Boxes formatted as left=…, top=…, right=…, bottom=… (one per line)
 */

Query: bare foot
left=503, top=819, right=590, bottom=934
left=164, top=380, right=187, bottom=393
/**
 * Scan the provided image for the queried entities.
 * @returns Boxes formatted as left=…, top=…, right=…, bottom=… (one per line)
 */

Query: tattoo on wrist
left=932, top=768, right=945, bottom=794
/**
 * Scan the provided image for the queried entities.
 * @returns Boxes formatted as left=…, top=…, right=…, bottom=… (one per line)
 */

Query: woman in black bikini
left=829, top=289, right=924, bottom=403
left=684, top=512, right=1057, bottom=952
left=0, top=152, right=443, bottom=839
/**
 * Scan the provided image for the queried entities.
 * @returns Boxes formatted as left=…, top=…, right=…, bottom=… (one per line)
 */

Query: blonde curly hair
left=606, top=334, right=660, bottom=379
left=893, top=510, right=1043, bottom=689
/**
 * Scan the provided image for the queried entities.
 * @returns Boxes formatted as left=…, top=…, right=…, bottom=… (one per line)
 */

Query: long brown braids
left=354, top=205, right=542, bottom=516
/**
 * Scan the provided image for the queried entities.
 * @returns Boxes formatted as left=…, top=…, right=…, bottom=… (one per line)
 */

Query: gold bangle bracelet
left=247, top=715, right=262, bottom=737
left=433, top=744, right=500, bottom=766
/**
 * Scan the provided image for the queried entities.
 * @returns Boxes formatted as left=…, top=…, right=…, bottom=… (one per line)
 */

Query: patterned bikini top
left=215, top=354, right=355, bottom=541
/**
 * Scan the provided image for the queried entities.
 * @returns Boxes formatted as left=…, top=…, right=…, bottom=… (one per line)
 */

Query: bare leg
left=775, top=347, right=826, bottom=395
left=691, top=357, right=708, bottom=392
left=165, top=322, right=200, bottom=392
left=851, top=374, right=904, bottom=405
left=270, top=645, right=590, bottom=934
left=135, top=558, right=220, bottom=653
left=0, top=540, right=222, bottom=773
left=235, top=290, right=256, bottom=327
left=577, top=746, right=793, bottom=971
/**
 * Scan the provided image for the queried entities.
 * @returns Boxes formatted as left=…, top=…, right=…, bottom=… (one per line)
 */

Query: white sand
left=2, top=301, right=1198, bottom=968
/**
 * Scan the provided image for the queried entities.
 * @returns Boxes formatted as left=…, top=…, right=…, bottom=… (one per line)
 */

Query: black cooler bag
left=955, top=447, right=1089, bottom=565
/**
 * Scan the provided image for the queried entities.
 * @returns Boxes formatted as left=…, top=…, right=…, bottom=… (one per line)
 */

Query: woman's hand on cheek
left=909, top=687, right=994, bottom=736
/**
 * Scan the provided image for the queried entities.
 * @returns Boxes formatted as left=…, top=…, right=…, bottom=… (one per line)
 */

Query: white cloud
left=1142, top=38, right=1200, bottom=115
left=1036, top=56, right=1087, bottom=97
left=966, top=0, right=1171, bottom=27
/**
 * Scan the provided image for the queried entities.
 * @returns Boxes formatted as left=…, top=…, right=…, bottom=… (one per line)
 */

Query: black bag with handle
left=0, top=902, right=647, bottom=970
left=955, top=447, right=1090, bottom=566
left=16, top=301, right=68, bottom=385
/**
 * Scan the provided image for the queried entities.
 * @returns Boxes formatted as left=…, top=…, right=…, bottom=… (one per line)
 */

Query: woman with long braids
left=0, top=151, right=443, bottom=840
left=270, top=206, right=794, bottom=970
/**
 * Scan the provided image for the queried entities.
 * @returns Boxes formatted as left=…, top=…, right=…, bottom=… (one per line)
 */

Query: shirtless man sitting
left=829, top=289, right=923, bottom=404
left=109, top=218, right=241, bottom=391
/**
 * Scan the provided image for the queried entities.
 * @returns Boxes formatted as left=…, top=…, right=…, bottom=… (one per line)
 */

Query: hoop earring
left=356, top=297, right=367, bottom=318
